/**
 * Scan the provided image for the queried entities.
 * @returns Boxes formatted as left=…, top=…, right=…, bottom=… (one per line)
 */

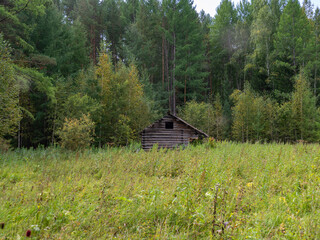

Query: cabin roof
left=141, top=113, right=209, bottom=138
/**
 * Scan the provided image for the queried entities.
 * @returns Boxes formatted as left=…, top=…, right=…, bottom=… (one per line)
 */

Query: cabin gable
left=141, top=114, right=208, bottom=150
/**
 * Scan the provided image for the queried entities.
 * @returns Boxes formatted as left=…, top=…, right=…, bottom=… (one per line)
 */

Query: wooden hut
left=141, top=113, right=208, bottom=150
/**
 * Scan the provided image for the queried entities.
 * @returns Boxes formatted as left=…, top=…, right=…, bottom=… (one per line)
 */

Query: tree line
left=1, top=0, right=320, bottom=149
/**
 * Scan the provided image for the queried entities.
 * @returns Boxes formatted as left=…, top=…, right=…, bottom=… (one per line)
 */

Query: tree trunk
left=184, top=76, right=187, bottom=104
left=315, top=33, right=318, bottom=96
left=172, top=31, right=176, bottom=115
left=51, top=104, right=57, bottom=145
left=266, top=38, right=270, bottom=77
left=18, top=120, right=21, bottom=148
left=162, top=22, right=165, bottom=89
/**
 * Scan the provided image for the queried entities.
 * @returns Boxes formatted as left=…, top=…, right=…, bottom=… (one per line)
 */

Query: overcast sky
left=193, top=0, right=320, bottom=17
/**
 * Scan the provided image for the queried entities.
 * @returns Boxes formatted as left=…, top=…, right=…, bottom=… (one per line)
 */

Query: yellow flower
left=247, top=182, right=253, bottom=188
left=279, top=197, right=286, bottom=203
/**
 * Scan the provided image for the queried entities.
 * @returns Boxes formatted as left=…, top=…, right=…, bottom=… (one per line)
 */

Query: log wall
left=141, top=115, right=201, bottom=150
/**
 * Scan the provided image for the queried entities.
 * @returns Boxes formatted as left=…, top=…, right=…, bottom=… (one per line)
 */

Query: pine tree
left=305, top=7, right=320, bottom=97
left=101, top=0, right=126, bottom=64
left=249, top=0, right=273, bottom=91
left=233, top=0, right=252, bottom=91
left=0, top=0, right=49, bottom=53
left=272, top=0, right=312, bottom=94
left=31, top=5, right=89, bottom=76
left=75, top=0, right=101, bottom=64
left=174, top=0, right=207, bottom=104
left=210, top=0, right=238, bottom=99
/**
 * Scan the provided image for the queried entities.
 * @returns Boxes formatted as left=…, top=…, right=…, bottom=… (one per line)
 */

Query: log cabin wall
left=141, top=115, right=205, bottom=150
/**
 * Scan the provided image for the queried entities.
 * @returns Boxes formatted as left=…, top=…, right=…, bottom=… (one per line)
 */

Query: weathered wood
left=141, top=113, right=208, bottom=150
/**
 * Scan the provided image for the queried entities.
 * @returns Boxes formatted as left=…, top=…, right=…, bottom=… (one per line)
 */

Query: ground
left=1, top=142, right=320, bottom=239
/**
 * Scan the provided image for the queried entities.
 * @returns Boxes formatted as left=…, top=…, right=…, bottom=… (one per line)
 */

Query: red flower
left=26, top=229, right=31, bottom=237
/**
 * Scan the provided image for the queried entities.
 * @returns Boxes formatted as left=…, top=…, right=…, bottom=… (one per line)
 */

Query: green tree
left=174, top=0, right=207, bottom=104
left=272, top=0, right=312, bottom=94
left=0, top=35, right=21, bottom=140
left=15, top=66, right=56, bottom=147
left=31, top=5, right=89, bottom=76
left=233, top=0, right=253, bottom=90
left=179, top=100, right=214, bottom=136
left=305, top=7, right=320, bottom=97
left=212, top=94, right=225, bottom=140
left=58, top=114, right=95, bottom=150
left=231, top=83, right=255, bottom=142
left=95, top=51, right=151, bottom=145
left=0, top=0, right=49, bottom=53
left=74, top=0, right=101, bottom=63
left=231, top=82, right=275, bottom=142
left=101, top=0, right=126, bottom=64
left=291, top=72, right=319, bottom=141
left=275, top=101, right=293, bottom=142
left=209, top=0, right=238, bottom=101
left=248, top=0, right=273, bottom=91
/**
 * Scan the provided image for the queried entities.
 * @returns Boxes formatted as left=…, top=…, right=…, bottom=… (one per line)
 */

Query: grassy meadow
left=1, top=142, right=320, bottom=239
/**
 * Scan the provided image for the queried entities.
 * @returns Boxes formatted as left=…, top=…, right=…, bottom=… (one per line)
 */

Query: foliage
left=0, top=35, right=21, bottom=139
left=179, top=100, right=214, bottom=136
left=291, top=72, right=320, bottom=141
left=272, top=0, right=312, bottom=93
left=63, top=93, right=99, bottom=120
left=4, top=0, right=320, bottom=146
left=95, top=52, right=151, bottom=145
left=58, top=114, right=95, bottom=150
left=231, top=82, right=276, bottom=142
left=31, top=6, right=90, bottom=76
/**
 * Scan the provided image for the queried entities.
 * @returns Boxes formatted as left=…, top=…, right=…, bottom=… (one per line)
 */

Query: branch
left=0, top=0, right=31, bottom=23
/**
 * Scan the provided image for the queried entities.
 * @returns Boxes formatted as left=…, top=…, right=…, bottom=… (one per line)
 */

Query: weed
left=0, top=143, right=320, bottom=238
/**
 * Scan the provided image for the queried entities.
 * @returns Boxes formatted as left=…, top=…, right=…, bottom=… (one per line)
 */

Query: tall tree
left=249, top=0, right=273, bottom=91
left=210, top=0, right=238, bottom=99
left=95, top=50, right=150, bottom=145
left=174, top=0, right=207, bottom=104
left=272, top=0, right=312, bottom=94
left=0, top=35, right=21, bottom=141
left=305, top=7, right=320, bottom=97
left=0, top=0, right=49, bottom=53
left=75, top=0, right=101, bottom=64
left=291, top=72, right=319, bottom=141
left=31, top=5, right=89, bottom=76
left=234, top=0, right=253, bottom=90
left=101, top=0, right=126, bottom=64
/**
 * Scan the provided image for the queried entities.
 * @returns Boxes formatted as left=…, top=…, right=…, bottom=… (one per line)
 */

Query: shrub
left=0, top=138, right=10, bottom=152
left=58, top=114, right=95, bottom=150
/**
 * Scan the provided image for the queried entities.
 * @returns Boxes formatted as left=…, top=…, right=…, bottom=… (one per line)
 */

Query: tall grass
left=1, top=142, right=320, bottom=239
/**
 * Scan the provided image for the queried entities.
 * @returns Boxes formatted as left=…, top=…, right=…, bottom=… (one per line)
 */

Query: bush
left=0, top=138, right=10, bottom=152
left=179, top=100, right=214, bottom=136
left=58, top=114, right=95, bottom=150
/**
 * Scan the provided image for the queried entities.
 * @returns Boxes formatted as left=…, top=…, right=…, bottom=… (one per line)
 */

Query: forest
left=1, top=0, right=320, bottom=149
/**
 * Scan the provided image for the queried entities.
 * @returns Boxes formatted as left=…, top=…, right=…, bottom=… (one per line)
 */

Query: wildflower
left=0, top=222, right=4, bottom=229
left=26, top=230, right=31, bottom=237
left=279, top=197, right=286, bottom=203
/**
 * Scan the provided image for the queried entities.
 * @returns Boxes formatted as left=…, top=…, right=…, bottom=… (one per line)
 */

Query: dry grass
left=1, top=142, right=320, bottom=239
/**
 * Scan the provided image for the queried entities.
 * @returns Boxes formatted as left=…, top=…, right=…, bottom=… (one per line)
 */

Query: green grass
left=1, top=142, right=320, bottom=239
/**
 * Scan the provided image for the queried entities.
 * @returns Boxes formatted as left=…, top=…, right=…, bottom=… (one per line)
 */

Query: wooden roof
left=142, top=113, right=209, bottom=138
